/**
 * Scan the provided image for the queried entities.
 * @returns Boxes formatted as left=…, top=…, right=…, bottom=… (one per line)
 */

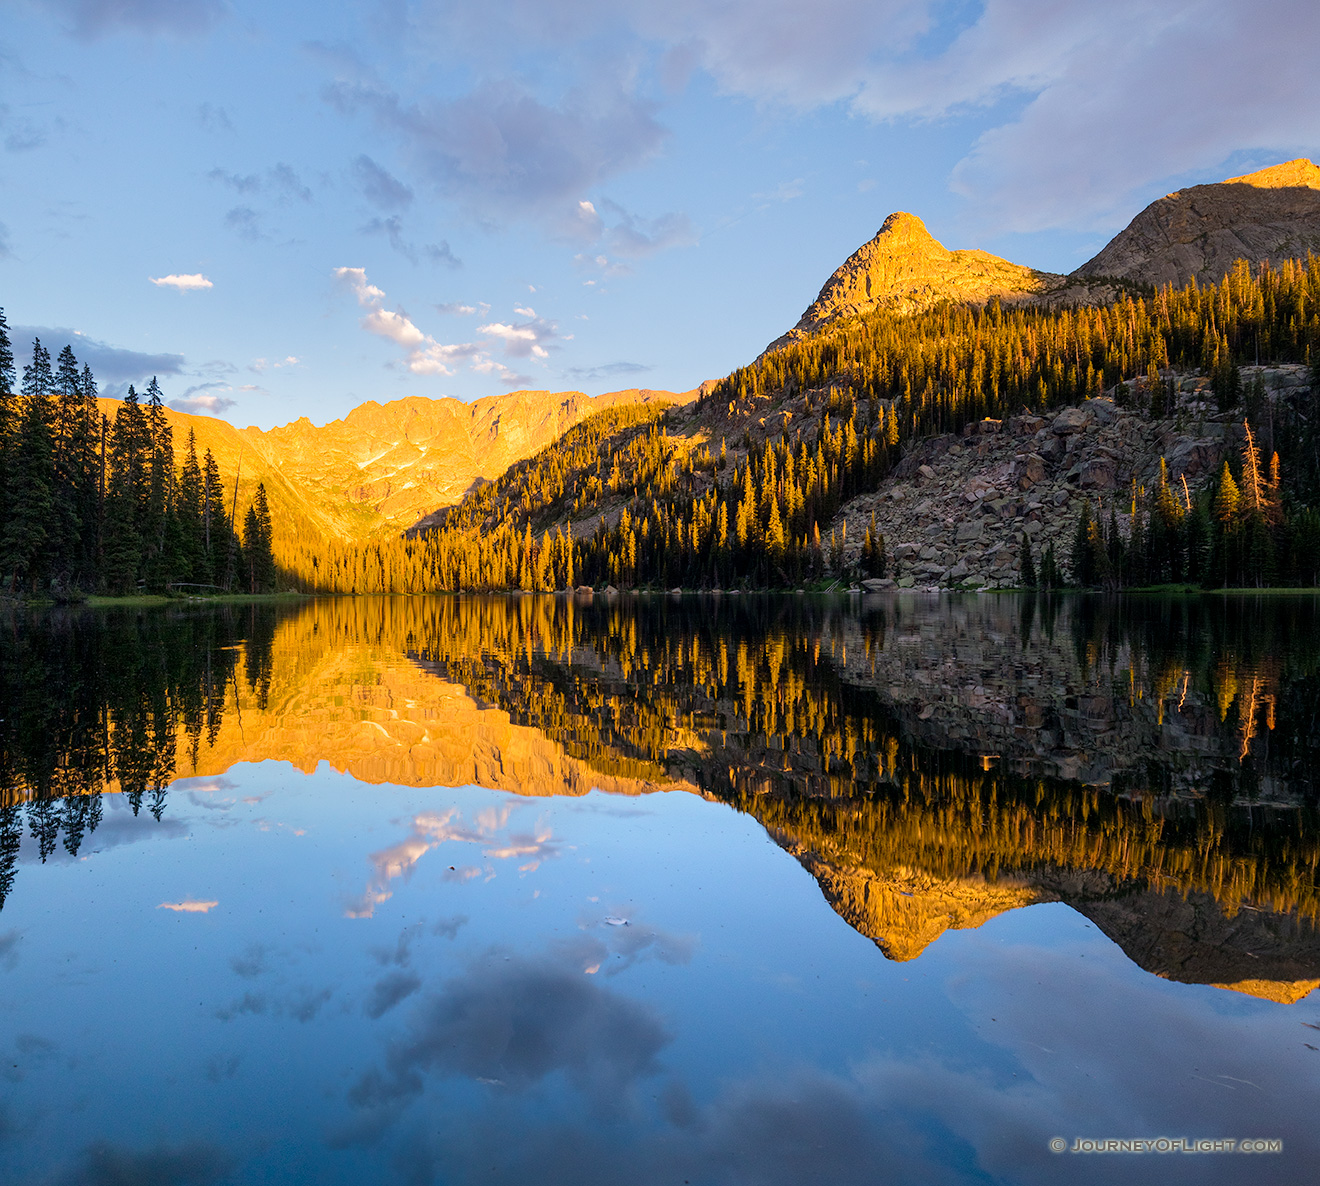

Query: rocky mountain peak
left=763, top=211, right=1067, bottom=355
left=1075, top=158, right=1320, bottom=288
left=1224, top=157, right=1320, bottom=190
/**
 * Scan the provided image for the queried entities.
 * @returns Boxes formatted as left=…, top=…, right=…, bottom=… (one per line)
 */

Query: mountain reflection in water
left=3, top=592, right=1319, bottom=1002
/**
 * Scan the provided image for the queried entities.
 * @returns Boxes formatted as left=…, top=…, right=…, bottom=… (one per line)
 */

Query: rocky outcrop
left=832, top=364, right=1310, bottom=592
left=1075, top=159, right=1320, bottom=289
left=763, top=212, right=1070, bottom=354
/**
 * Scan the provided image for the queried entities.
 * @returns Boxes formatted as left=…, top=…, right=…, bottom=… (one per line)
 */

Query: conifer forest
left=0, top=310, right=276, bottom=597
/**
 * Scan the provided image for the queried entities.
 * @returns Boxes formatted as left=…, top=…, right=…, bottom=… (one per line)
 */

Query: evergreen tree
left=1020, top=535, right=1037, bottom=588
left=2, top=393, right=56, bottom=592
left=243, top=483, right=276, bottom=593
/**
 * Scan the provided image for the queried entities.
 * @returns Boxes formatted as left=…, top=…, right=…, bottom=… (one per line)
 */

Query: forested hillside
left=0, top=312, right=276, bottom=597
left=305, top=257, right=1320, bottom=592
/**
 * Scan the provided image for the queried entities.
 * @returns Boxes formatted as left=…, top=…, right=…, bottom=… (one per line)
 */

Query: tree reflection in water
left=2, top=592, right=1318, bottom=997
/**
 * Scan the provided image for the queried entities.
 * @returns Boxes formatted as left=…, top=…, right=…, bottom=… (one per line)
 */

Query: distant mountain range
left=106, top=386, right=691, bottom=557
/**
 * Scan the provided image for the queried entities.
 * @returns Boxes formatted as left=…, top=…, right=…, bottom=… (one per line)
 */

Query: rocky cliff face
left=1075, top=159, right=1320, bottom=288
left=764, top=212, right=1071, bottom=354
left=830, top=363, right=1310, bottom=592
left=98, top=385, right=689, bottom=556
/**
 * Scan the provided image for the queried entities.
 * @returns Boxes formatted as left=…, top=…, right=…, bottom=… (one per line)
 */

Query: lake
left=1, top=592, right=1318, bottom=1185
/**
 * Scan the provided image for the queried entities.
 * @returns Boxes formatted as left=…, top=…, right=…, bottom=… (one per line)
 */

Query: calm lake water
left=1, top=592, right=1318, bottom=1185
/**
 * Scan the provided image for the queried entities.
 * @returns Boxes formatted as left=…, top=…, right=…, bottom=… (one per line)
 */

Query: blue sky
left=2, top=0, right=1317, bottom=429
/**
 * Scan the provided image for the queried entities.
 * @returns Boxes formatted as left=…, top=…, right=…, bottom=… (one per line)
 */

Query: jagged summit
left=763, top=211, right=1068, bottom=355
left=1075, top=157, right=1320, bottom=288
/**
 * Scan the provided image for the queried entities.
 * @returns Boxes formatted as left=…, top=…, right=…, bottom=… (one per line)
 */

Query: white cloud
left=478, top=311, right=562, bottom=359
left=150, top=272, right=213, bottom=291
left=334, top=266, right=480, bottom=375
left=169, top=384, right=236, bottom=415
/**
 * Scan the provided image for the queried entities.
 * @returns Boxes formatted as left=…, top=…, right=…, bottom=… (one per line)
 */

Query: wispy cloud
left=249, top=356, right=299, bottom=374
left=150, top=272, right=213, bottom=291
left=344, top=807, right=561, bottom=918
left=223, top=205, right=264, bottom=241
left=477, top=306, right=564, bottom=360
left=360, top=215, right=459, bottom=268
left=208, top=162, right=311, bottom=203
left=157, top=898, right=219, bottom=913
left=351, top=154, right=413, bottom=210
left=32, top=0, right=229, bottom=41
left=335, top=266, right=480, bottom=376
left=169, top=383, right=236, bottom=416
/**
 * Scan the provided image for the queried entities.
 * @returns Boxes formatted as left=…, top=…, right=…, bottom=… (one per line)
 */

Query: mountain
left=763, top=212, right=1072, bottom=354
left=97, top=385, right=690, bottom=559
left=1075, top=158, right=1320, bottom=288
left=764, top=159, right=1320, bottom=354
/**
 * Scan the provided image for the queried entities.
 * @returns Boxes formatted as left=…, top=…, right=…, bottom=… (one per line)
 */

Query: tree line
left=0, top=309, right=277, bottom=596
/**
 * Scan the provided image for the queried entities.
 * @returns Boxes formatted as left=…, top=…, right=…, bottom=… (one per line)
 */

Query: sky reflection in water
left=1, top=593, right=1318, bottom=1185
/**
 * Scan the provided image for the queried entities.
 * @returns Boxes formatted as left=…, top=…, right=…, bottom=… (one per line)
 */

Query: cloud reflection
left=346, top=807, right=562, bottom=918
left=345, top=948, right=670, bottom=1133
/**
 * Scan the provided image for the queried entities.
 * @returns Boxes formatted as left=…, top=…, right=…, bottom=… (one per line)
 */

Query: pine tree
left=2, top=393, right=55, bottom=592
left=0, top=309, right=15, bottom=554
left=177, top=431, right=205, bottom=582
left=1020, top=535, right=1037, bottom=587
left=1070, top=500, right=1094, bottom=586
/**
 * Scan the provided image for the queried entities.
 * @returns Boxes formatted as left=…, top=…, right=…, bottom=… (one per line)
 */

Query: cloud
left=355, top=214, right=460, bottom=272
left=342, top=805, right=561, bottom=918
left=603, top=208, right=696, bottom=259
left=471, top=357, right=534, bottom=388
left=223, top=206, right=263, bottom=240
left=196, top=102, right=232, bottom=132
left=334, top=266, right=481, bottom=379
left=325, top=77, right=669, bottom=232
left=424, top=241, right=462, bottom=268
left=248, top=356, right=298, bottom=373
left=351, top=154, right=414, bottom=210
left=477, top=310, right=562, bottom=360
left=229, top=943, right=268, bottom=979
left=150, top=273, right=213, bottom=291
left=435, top=302, right=478, bottom=316
left=157, top=899, right=218, bottom=913
left=0, top=221, right=10, bottom=259
left=564, top=361, right=653, bottom=382
left=379, top=0, right=1320, bottom=239
left=9, top=325, right=185, bottom=383
left=31, top=0, right=229, bottom=41
left=345, top=949, right=669, bottom=1121
left=365, top=970, right=422, bottom=1019
left=208, top=164, right=310, bottom=240
left=168, top=383, right=236, bottom=416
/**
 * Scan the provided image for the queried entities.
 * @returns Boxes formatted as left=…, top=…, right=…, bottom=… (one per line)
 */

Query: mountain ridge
left=95, top=385, right=692, bottom=560
left=765, top=159, right=1320, bottom=353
